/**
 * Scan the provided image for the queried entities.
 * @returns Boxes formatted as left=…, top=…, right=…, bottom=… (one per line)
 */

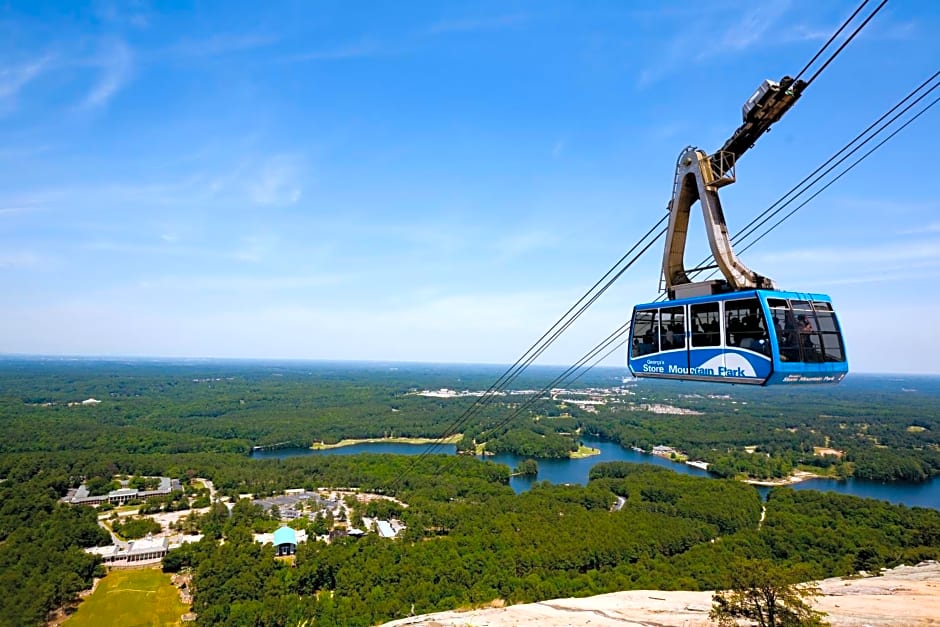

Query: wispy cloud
left=905, top=222, right=940, bottom=235
left=287, top=40, right=384, bottom=62
left=232, top=236, right=273, bottom=263
left=93, top=0, right=151, bottom=29
left=83, top=240, right=198, bottom=257
left=163, top=33, right=279, bottom=59
left=0, top=55, right=54, bottom=108
left=552, top=139, right=565, bottom=158
left=428, top=13, right=528, bottom=35
left=0, top=250, right=48, bottom=269
left=758, top=240, right=940, bottom=265
left=638, top=1, right=792, bottom=86
left=709, top=2, right=791, bottom=55
left=248, top=155, right=303, bottom=206
left=492, top=230, right=559, bottom=263
left=136, top=273, right=343, bottom=292
left=82, top=40, right=133, bottom=109
left=0, top=206, right=43, bottom=217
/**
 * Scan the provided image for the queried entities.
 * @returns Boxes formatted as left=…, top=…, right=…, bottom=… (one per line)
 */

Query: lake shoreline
left=743, top=469, right=827, bottom=486
left=311, top=435, right=462, bottom=450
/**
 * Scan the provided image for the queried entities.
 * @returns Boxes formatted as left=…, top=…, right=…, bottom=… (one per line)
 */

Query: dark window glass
left=822, top=333, right=845, bottom=362
left=725, top=298, right=770, bottom=354
left=813, top=301, right=845, bottom=362
left=631, top=310, right=657, bottom=357
left=690, top=302, right=721, bottom=347
left=660, top=306, right=685, bottom=350
left=814, top=311, right=839, bottom=333
left=769, top=300, right=800, bottom=362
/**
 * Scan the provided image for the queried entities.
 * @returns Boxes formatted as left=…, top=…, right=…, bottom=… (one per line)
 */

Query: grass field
left=65, top=568, right=188, bottom=627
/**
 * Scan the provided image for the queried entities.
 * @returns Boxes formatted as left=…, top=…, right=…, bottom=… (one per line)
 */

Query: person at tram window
left=797, top=314, right=815, bottom=347
left=780, top=315, right=800, bottom=361
left=708, top=319, right=720, bottom=345
left=728, top=316, right=742, bottom=345
left=641, top=330, right=654, bottom=354
left=657, top=324, right=670, bottom=349
left=797, top=314, right=813, bottom=335
left=669, top=321, right=685, bottom=348
left=743, top=313, right=760, bottom=340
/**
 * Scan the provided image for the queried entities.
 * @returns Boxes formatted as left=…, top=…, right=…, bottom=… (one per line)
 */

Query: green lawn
left=65, top=568, right=188, bottom=627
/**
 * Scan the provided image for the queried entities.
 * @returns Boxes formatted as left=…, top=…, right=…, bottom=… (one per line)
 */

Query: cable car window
left=631, top=310, right=657, bottom=357
left=813, top=301, right=845, bottom=362
left=768, top=299, right=799, bottom=361
left=724, top=298, right=769, bottom=352
left=660, top=306, right=685, bottom=350
left=690, top=302, right=720, bottom=347
left=812, top=310, right=838, bottom=334
left=822, top=333, right=845, bottom=362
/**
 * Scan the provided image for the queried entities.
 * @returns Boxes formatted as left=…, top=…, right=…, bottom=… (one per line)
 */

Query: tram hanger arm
left=660, top=76, right=805, bottom=298
left=708, top=75, right=807, bottom=179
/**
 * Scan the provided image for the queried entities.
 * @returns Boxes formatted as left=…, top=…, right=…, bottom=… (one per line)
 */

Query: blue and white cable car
left=627, top=78, right=847, bottom=385
left=628, top=290, right=847, bottom=385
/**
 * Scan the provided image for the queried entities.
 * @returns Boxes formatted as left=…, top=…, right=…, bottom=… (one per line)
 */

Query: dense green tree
left=710, top=560, right=829, bottom=627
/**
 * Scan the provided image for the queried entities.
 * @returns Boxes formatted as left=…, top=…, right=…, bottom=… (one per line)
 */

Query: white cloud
left=136, top=273, right=343, bottom=292
left=288, top=41, right=384, bottom=62
left=638, top=1, right=794, bottom=86
left=93, top=0, right=151, bottom=28
left=248, top=155, right=303, bottom=206
left=82, top=40, right=133, bottom=109
left=0, top=55, right=53, bottom=107
left=710, top=2, right=791, bottom=54
left=428, top=14, right=527, bottom=35
left=0, top=206, right=42, bottom=217
left=493, top=231, right=559, bottom=262
left=756, top=240, right=940, bottom=266
left=232, top=236, right=273, bottom=263
left=0, top=250, right=48, bottom=269
left=898, top=221, right=940, bottom=235
left=164, top=33, right=279, bottom=59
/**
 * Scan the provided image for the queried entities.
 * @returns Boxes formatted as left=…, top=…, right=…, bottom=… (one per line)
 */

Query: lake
left=251, top=437, right=940, bottom=510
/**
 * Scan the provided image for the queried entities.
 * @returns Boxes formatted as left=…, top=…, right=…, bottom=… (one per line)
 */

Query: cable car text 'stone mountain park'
left=627, top=75, right=849, bottom=386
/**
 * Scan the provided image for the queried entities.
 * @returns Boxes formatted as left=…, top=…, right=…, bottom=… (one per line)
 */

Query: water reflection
left=252, top=438, right=940, bottom=509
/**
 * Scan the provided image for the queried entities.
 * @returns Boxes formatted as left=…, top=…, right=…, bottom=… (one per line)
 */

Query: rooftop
left=273, top=526, right=297, bottom=546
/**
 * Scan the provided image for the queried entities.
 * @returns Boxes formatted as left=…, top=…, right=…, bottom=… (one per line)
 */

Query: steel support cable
left=686, top=92, right=940, bottom=290
left=680, top=72, right=940, bottom=283
left=475, top=321, right=633, bottom=443
left=794, top=0, right=871, bottom=82
left=804, top=0, right=890, bottom=88
left=386, top=223, right=666, bottom=492
left=433, top=321, right=633, bottom=480
left=549, top=330, right=630, bottom=392
left=731, top=72, right=940, bottom=250
left=386, top=1, right=896, bottom=492
left=733, top=94, right=940, bottom=258
left=388, top=222, right=662, bottom=492
left=731, top=71, right=940, bottom=250
left=382, top=217, right=666, bottom=491
left=417, top=214, right=664, bottom=443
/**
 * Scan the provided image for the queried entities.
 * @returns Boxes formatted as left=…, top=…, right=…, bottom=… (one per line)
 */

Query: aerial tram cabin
left=629, top=290, right=846, bottom=385
left=627, top=77, right=848, bottom=385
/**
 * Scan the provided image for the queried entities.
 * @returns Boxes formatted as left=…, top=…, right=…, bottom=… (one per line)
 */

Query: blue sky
left=1, top=1, right=939, bottom=374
